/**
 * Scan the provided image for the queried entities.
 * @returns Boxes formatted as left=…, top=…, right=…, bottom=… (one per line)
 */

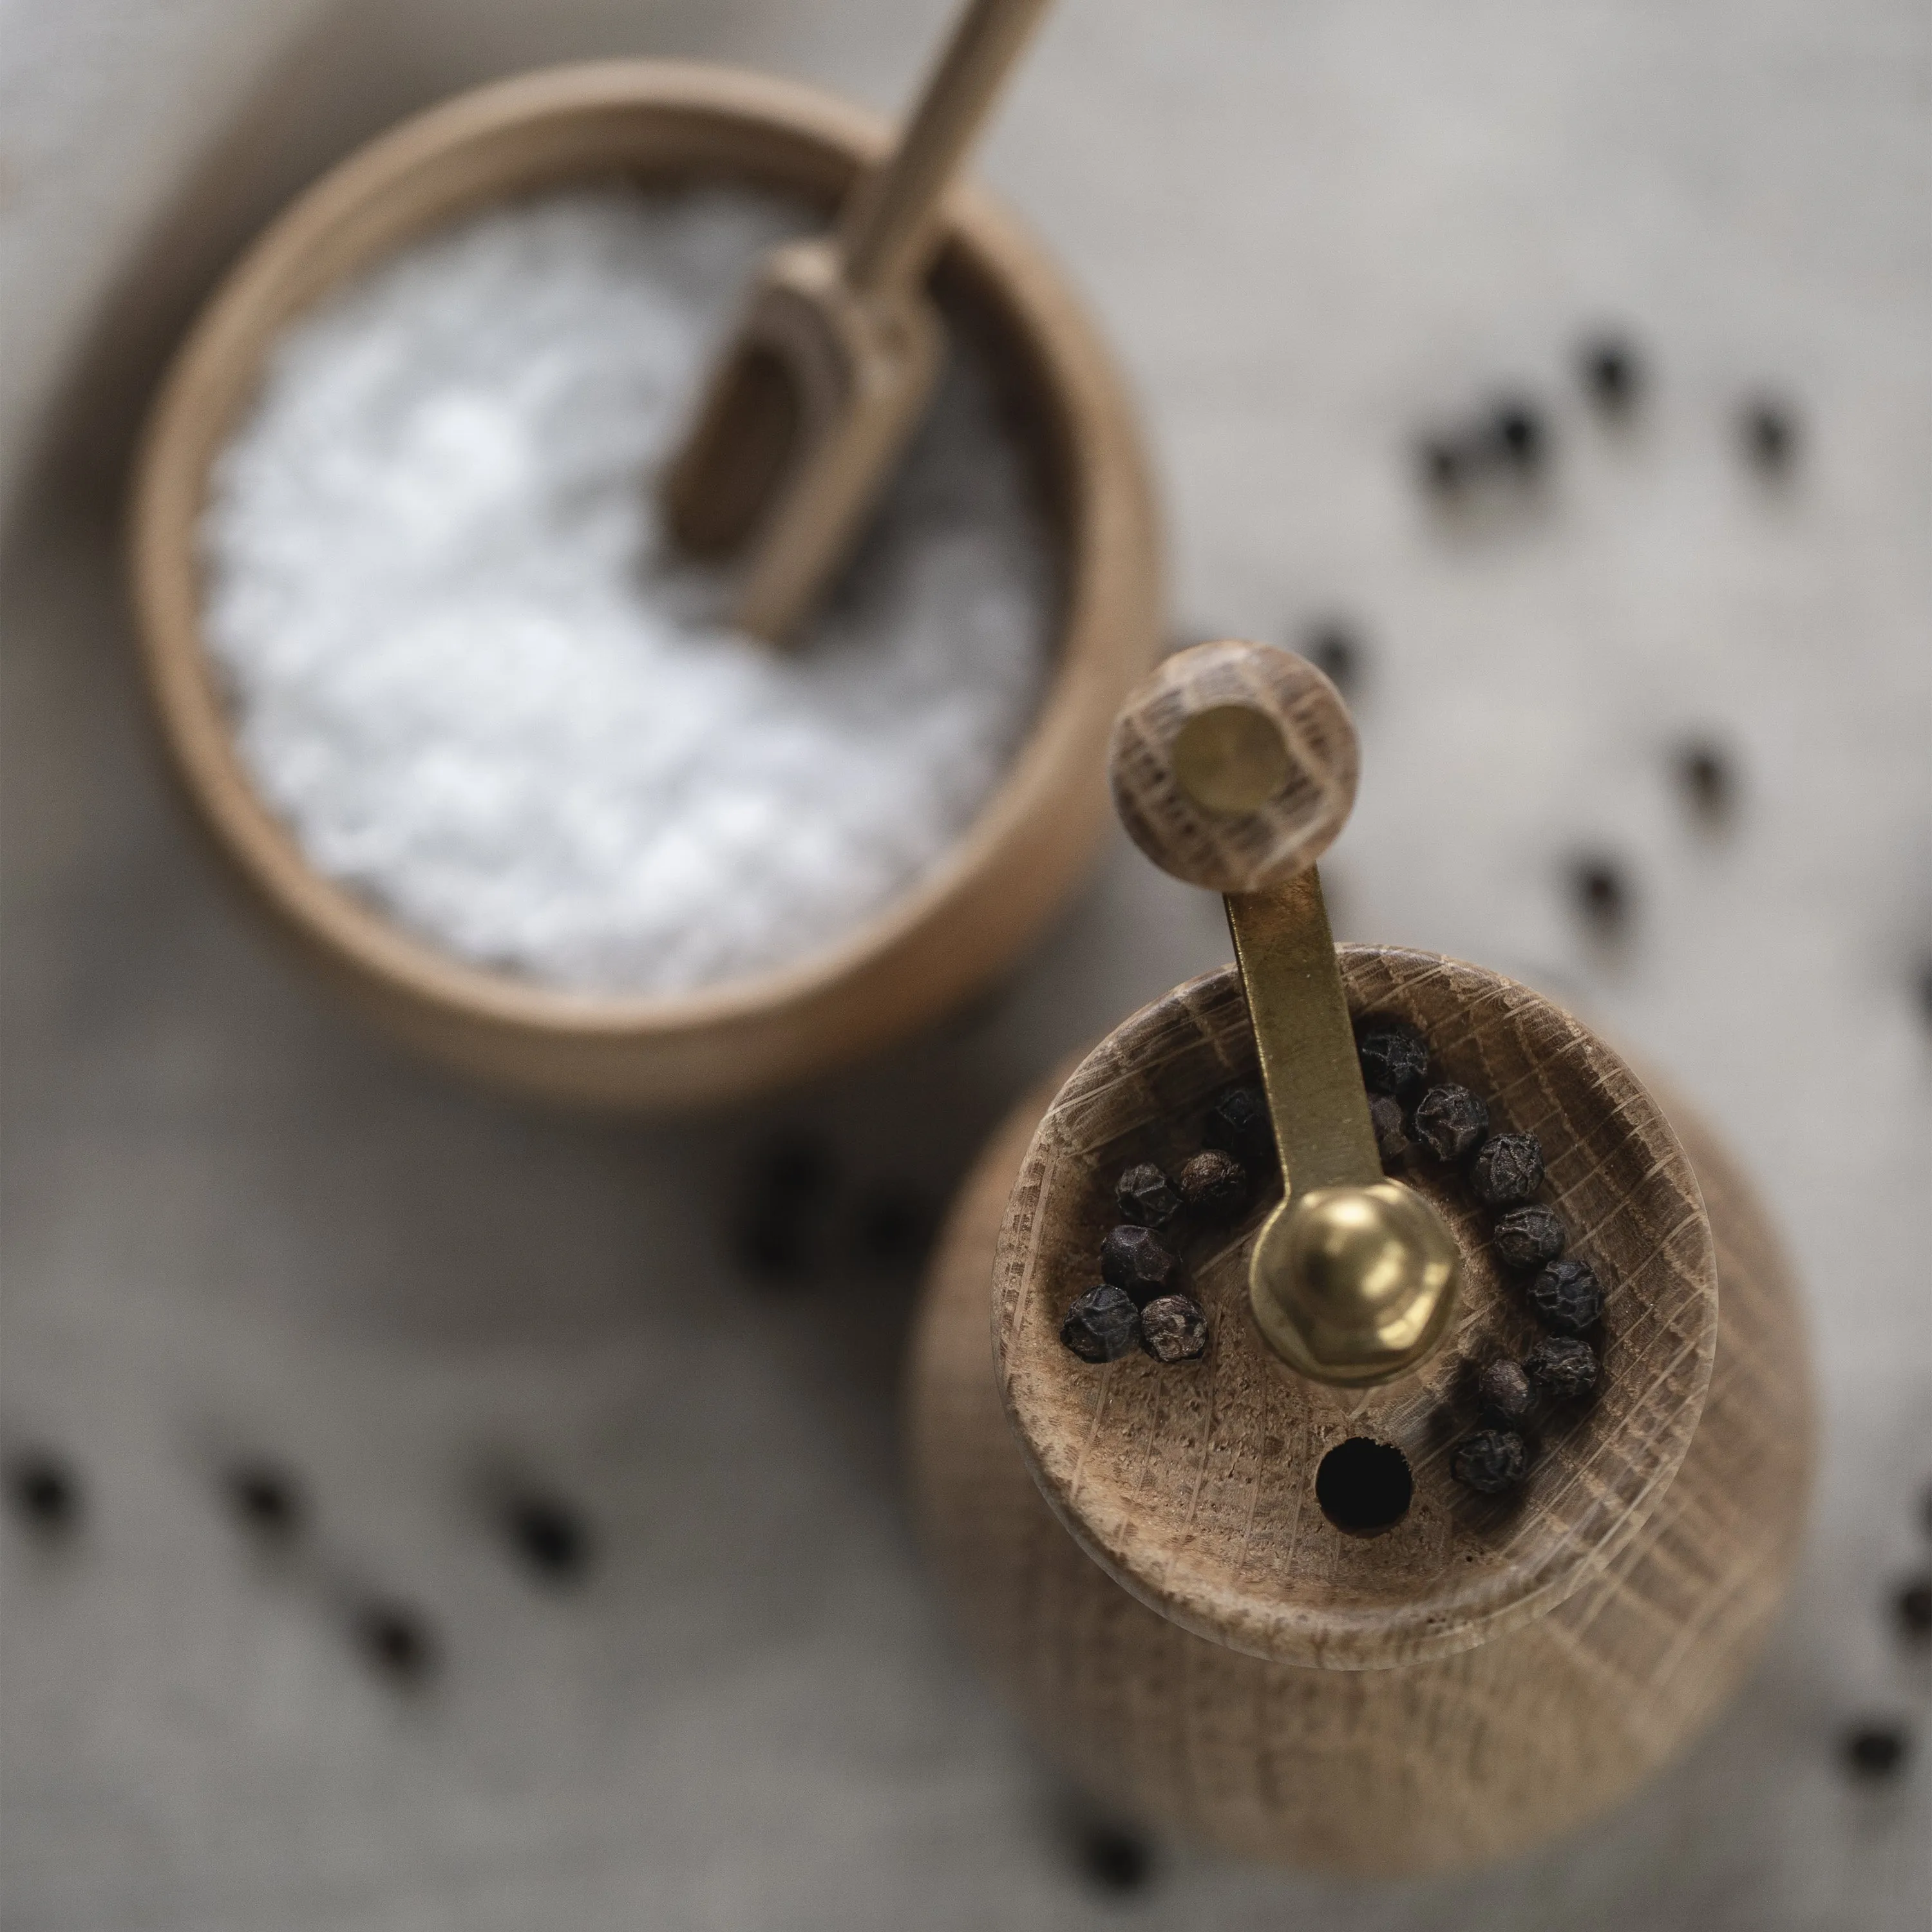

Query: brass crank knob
left=1107, top=639, right=1460, bottom=1387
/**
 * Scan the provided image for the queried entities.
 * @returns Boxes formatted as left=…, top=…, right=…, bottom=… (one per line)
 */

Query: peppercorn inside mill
left=908, top=639, right=1814, bottom=1875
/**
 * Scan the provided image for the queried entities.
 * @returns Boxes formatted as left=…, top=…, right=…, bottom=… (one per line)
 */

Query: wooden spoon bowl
left=129, top=60, right=1160, bottom=1108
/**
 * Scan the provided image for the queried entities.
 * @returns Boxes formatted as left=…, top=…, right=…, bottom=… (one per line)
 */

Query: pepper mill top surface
left=994, top=949, right=1719, bottom=1670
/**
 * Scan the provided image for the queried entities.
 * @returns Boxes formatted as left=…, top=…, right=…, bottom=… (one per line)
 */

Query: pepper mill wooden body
left=906, top=643, right=1814, bottom=1873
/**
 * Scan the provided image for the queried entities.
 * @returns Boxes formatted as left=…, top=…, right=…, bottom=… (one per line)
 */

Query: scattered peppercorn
left=1368, top=1093, right=1410, bottom=1169
left=751, top=1132, right=834, bottom=1202
left=1526, top=1334, right=1600, bottom=1400
left=6, top=1448, right=79, bottom=1538
left=1492, top=1204, right=1566, bottom=1271
left=737, top=1208, right=813, bottom=1279
left=1115, top=1161, right=1183, bottom=1230
left=1099, top=1226, right=1181, bottom=1305
left=1453, top=1430, right=1528, bottom=1495
left=1302, top=619, right=1362, bottom=697
left=1529, top=1257, right=1604, bottom=1334
left=1417, top=432, right=1468, bottom=497
left=1177, top=1148, right=1250, bottom=1220
left=1488, top=395, right=1548, bottom=472
left=1075, top=1821, right=1155, bottom=1893
left=1580, top=332, right=1643, bottom=415
left=1841, top=1720, right=1911, bottom=1780
left=1475, top=1358, right=1533, bottom=1427
left=1140, top=1294, right=1209, bottom=1363
left=1061, top=1283, right=1140, bottom=1363
left=1412, top=1083, right=1490, bottom=1162
left=1740, top=395, right=1799, bottom=475
left=852, top=1180, right=935, bottom=1268
left=734, top=1133, right=838, bottom=1280
left=1676, top=739, right=1734, bottom=822
left=1358, top=1024, right=1428, bottom=1097
left=1204, top=1086, right=1274, bottom=1168
left=1571, top=855, right=1629, bottom=932
left=224, top=1460, right=305, bottom=1542
left=1894, top=1574, right=1932, bottom=1643
left=1471, top=1132, right=1545, bottom=1206
left=505, top=1492, right=594, bottom=1584
left=353, top=1598, right=437, bottom=1683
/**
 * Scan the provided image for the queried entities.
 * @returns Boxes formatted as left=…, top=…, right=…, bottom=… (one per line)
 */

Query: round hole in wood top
left=1316, top=1438, right=1413, bottom=1535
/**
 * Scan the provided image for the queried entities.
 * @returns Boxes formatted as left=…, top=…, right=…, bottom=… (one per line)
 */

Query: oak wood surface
left=128, top=60, right=1160, bottom=1110
left=907, top=953, right=1813, bottom=1871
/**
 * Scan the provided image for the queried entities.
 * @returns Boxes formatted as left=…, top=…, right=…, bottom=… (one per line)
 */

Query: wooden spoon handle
left=838, top=0, right=1055, bottom=293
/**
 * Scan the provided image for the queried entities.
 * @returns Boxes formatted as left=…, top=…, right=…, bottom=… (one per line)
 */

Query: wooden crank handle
left=1107, top=639, right=1360, bottom=893
left=838, top=0, right=1056, bottom=293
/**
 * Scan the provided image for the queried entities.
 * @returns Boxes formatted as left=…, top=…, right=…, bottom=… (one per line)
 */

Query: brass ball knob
left=1248, top=1180, right=1461, bottom=1387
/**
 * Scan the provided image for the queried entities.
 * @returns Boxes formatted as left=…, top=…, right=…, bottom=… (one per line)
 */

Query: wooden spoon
left=661, top=0, right=1054, bottom=643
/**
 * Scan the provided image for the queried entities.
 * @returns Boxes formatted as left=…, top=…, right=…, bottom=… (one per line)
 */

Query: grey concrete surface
left=3, top=3, right=1929, bottom=1927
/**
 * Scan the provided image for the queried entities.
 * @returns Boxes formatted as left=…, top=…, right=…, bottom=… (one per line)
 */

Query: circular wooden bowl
left=129, top=61, right=1161, bottom=1109
left=910, top=950, right=1814, bottom=1871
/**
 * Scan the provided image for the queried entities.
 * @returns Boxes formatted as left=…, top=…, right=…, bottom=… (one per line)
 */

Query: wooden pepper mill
left=907, top=640, right=1814, bottom=1873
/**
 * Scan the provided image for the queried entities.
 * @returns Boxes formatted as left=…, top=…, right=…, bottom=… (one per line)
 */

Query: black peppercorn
left=1075, top=1821, right=1155, bottom=1893
left=1204, top=1086, right=1274, bottom=1168
left=1099, top=1225, right=1181, bottom=1306
left=1525, top=1334, right=1599, bottom=1400
left=1841, top=1720, right=1911, bottom=1780
left=505, top=1492, right=593, bottom=1584
left=1676, top=739, right=1734, bottom=822
left=1471, top=1132, right=1544, bottom=1206
left=851, top=1181, right=936, bottom=1269
left=225, top=1460, right=306, bottom=1542
left=1368, top=1094, right=1410, bottom=1169
left=1492, top=1204, right=1566, bottom=1271
left=1412, top=1083, right=1490, bottom=1162
left=1488, top=395, right=1548, bottom=472
left=1741, top=395, right=1798, bottom=475
left=1894, top=1574, right=1932, bottom=1643
left=1475, top=1358, right=1533, bottom=1427
left=1417, top=432, right=1468, bottom=497
left=1139, top=1294, right=1209, bottom=1363
left=750, top=1131, right=834, bottom=1202
left=1529, top=1257, right=1604, bottom=1334
left=354, top=1599, right=437, bottom=1683
left=1177, top=1148, right=1250, bottom=1220
left=1580, top=333, right=1643, bottom=415
left=737, top=1208, right=813, bottom=1280
left=1358, top=1024, right=1428, bottom=1097
left=1061, top=1283, right=1140, bottom=1363
left=1302, top=620, right=1361, bottom=697
left=1452, top=1430, right=1528, bottom=1495
left=6, top=1449, right=79, bottom=1538
left=1115, top=1160, right=1183, bottom=1230
left=734, top=1132, right=836, bottom=1281
left=1571, top=855, right=1629, bottom=933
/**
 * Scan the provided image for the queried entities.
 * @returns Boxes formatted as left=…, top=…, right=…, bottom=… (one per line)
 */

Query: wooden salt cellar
left=907, top=641, right=1814, bottom=1872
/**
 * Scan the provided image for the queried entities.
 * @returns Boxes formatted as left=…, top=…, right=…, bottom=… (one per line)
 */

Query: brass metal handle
left=1108, top=641, right=1461, bottom=1386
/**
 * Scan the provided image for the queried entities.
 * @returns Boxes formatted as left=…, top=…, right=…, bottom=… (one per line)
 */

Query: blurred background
left=3, top=1, right=1927, bottom=1926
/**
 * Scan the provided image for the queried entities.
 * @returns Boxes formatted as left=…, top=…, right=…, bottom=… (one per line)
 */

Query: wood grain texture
left=128, top=60, right=1160, bottom=1110
left=906, top=953, right=1813, bottom=1873
left=998, top=951, right=1718, bottom=1669
left=1108, top=641, right=1357, bottom=892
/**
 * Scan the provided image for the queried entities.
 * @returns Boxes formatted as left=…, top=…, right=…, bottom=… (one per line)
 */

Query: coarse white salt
left=200, top=185, right=1054, bottom=996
